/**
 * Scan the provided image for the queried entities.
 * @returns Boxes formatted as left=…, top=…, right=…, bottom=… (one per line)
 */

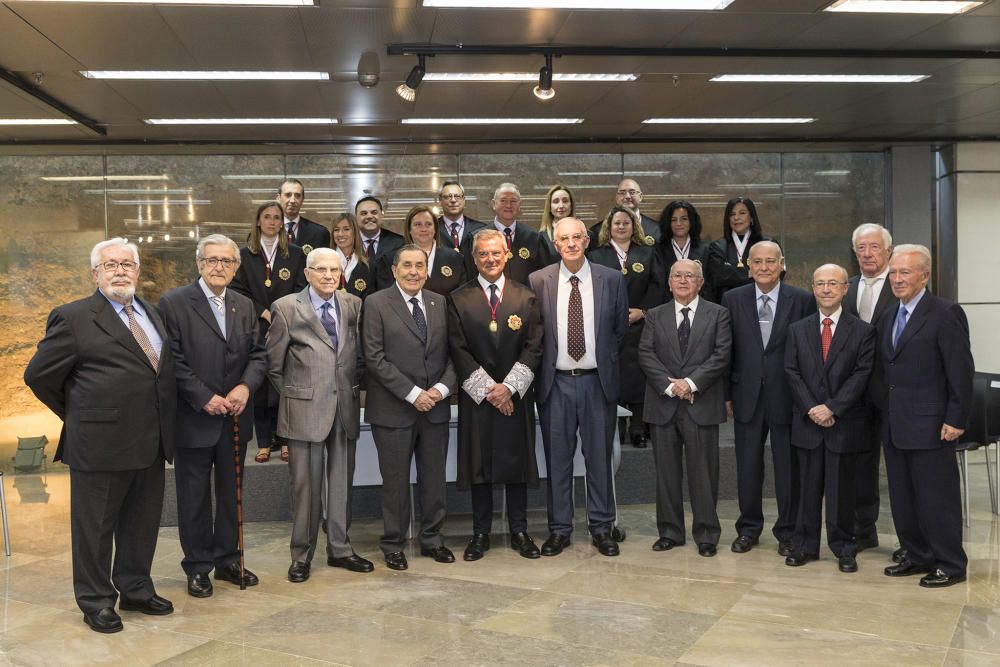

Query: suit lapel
left=664, top=301, right=683, bottom=360
left=591, top=263, right=605, bottom=343
left=187, top=284, right=226, bottom=341
left=767, top=286, right=794, bottom=351
left=224, top=291, right=236, bottom=342
left=745, top=288, right=765, bottom=350
left=422, top=289, right=437, bottom=351
left=683, top=300, right=708, bottom=364
left=891, top=296, right=930, bottom=358
left=873, top=281, right=895, bottom=321
left=845, top=277, right=860, bottom=317
left=298, top=288, right=335, bottom=351
left=389, top=287, right=425, bottom=343
left=803, top=315, right=825, bottom=373
left=91, top=292, right=156, bottom=372
left=824, top=314, right=850, bottom=368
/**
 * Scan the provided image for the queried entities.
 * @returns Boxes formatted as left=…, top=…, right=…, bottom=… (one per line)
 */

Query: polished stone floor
left=1, top=462, right=998, bottom=666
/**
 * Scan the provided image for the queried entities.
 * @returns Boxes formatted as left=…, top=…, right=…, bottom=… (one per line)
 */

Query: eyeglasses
left=97, top=260, right=138, bottom=273
left=496, top=198, right=520, bottom=205
left=307, top=266, right=341, bottom=275
left=476, top=251, right=505, bottom=260
left=200, top=257, right=237, bottom=268
left=670, top=272, right=699, bottom=281
left=555, top=233, right=587, bottom=244
left=812, top=280, right=846, bottom=288
left=441, top=193, right=465, bottom=200
left=616, top=189, right=641, bottom=197
left=749, top=258, right=782, bottom=267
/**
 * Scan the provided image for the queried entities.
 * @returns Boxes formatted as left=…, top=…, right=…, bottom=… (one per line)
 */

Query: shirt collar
left=902, top=288, right=926, bottom=314
left=820, top=306, right=843, bottom=325
left=674, top=296, right=700, bottom=315
left=284, top=216, right=300, bottom=226
left=198, top=277, right=225, bottom=301
left=443, top=215, right=465, bottom=227
left=361, top=229, right=382, bottom=243
left=396, top=282, right=422, bottom=305
left=308, top=286, right=336, bottom=312
left=100, top=289, right=142, bottom=316
left=477, top=273, right=506, bottom=292
left=864, top=265, right=890, bottom=282
left=494, top=218, right=517, bottom=234
left=755, top=282, right=780, bottom=302
left=559, top=259, right=591, bottom=283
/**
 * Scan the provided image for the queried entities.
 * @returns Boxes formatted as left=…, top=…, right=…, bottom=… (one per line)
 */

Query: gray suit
left=639, top=298, right=732, bottom=545
left=267, top=287, right=363, bottom=562
left=363, top=286, right=456, bottom=554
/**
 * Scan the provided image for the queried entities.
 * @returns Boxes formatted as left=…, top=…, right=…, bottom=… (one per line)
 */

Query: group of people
left=23, top=175, right=974, bottom=636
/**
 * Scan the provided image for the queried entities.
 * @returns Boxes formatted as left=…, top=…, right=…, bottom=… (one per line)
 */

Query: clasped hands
left=668, top=377, right=695, bottom=404
left=413, top=387, right=445, bottom=413
left=485, top=383, right=514, bottom=416
left=808, top=404, right=835, bottom=428
left=203, top=384, right=251, bottom=416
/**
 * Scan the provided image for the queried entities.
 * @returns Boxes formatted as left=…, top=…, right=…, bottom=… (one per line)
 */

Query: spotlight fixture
left=534, top=55, right=555, bottom=101
left=396, top=56, right=427, bottom=102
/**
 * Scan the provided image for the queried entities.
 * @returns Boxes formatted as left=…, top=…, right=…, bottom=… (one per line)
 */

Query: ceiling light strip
left=422, top=0, right=734, bottom=9
left=824, top=0, right=982, bottom=14
left=144, top=118, right=339, bottom=125
left=81, top=71, right=329, bottom=81
left=422, top=73, right=637, bottom=82
left=643, top=117, right=815, bottom=124
left=28, top=0, right=315, bottom=5
left=403, top=118, right=583, bottom=124
left=711, top=74, right=929, bottom=83
left=0, top=118, right=77, bottom=125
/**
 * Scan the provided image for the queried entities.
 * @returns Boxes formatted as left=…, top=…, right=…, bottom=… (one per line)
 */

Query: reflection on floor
left=1, top=464, right=998, bottom=666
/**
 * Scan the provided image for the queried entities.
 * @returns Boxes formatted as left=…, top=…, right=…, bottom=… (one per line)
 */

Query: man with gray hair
left=25, top=238, right=177, bottom=633
left=158, top=234, right=267, bottom=597
left=471, top=182, right=557, bottom=286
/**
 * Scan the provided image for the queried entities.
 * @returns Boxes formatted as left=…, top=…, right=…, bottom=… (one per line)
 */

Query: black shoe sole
left=119, top=601, right=173, bottom=616
left=84, top=619, right=123, bottom=634
left=187, top=587, right=213, bottom=598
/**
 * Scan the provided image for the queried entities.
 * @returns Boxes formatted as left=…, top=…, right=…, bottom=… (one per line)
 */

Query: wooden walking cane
left=232, top=417, right=246, bottom=591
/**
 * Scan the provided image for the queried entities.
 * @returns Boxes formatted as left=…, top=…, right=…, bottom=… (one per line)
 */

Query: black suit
left=843, top=273, right=897, bottom=543
left=362, top=228, right=405, bottom=265
left=341, top=258, right=373, bottom=302
left=158, top=281, right=267, bottom=576
left=785, top=311, right=875, bottom=557
left=879, top=291, right=974, bottom=577
left=467, top=222, right=559, bottom=287
left=722, top=281, right=816, bottom=543
left=438, top=216, right=485, bottom=253
left=374, top=245, right=468, bottom=295
left=286, top=216, right=330, bottom=253
left=24, top=291, right=177, bottom=613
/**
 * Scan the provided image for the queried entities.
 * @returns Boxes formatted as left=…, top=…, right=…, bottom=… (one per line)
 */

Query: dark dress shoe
left=892, top=547, right=908, bottom=564
left=464, top=534, right=491, bottom=561
left=731, top=535, right=759, bottom=554
left=510, top=532, right=541, bottom=559
left=838, top=555, right=859, bottom=573
left=328, top=554, right=375, bottom=572
left=777, top=540, right=795, bottom=557
left=288, top=561, right=311, bottom=583
left=631, top=434, right=647, bottom=448
left=592, top=532, right=620, bottom=557
left=187, top=572, right=213, bottom=598
left=652, top=537, right=681, bottom=551
left=541, top=533, right=571, bottom=557
left=420, top=546, right=456, bottom=563
left=855, top=536, right=879, bottom=551
left=697, top=543, right=717, bottom=557
left=785, top=552, right=819, bottom=567
left=919, top=569, right=966, bottom=588
left=83, top=607, right=123, bottom=634
left=120, top=594, right=174, bottom=616
left=884, top=560, right=932, bottom=577
left=385, top=551, right=409, bottom=571
left=215, top=562, right=259, bottom=587
left=612, top=526, right=627, bottom=543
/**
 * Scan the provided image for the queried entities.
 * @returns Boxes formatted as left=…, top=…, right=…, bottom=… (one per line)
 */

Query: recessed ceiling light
left=402, top=118, right=583, bottom=124
left=81, top=71, right=329, bottom=81
left=423, top=73, right=638, bottom=82
left=711, top=74, right=929, bottom=83
left=27, top=0, right=314, bottom=5
left=824, top=0, right=981, bottom=14
left=144, top=118, right=339, bottom=125
left=643, top=117, right=815, bottom=124
left=0, top=118, right=76, bottom=125
left=423, top=0, right=733, bottom=8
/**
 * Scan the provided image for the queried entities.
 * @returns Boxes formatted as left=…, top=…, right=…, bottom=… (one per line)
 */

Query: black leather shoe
left=892, top=547, right=908, bottom=564
left=777, top=540, right=795, bottom=557
left=652, top=537, right=681, bottom=551
left=119, top=594, right=173, bottom=616
left=838, top=555, right=859, bottom=573
left=83, top=607, right=123, bottom=634
left=385, top=551, right=409, bottom=571
left=510, top=532, right=541, bottom=559
left=697, top=543, right=717, bottom=557
left=731, top=535, right=759, bottom=554
left=541, top=533, right=571, bottom=557
left=420, top=546, right=456, bottom=563
left=884, top=561, right=933, bottom=577
left=631, top=434, right=647, bottom=448
left=464, top=534, right=491, bottom=561
left=215, top=562, right=259, bottom=587
left=327, top=554, right=375, bottom=573
left=785, top=552, right=819, bottom=567
left=855, top=536, right=879, bottom=551
left=288, top=561, right=310, bottom=583
left=187, top=572, right=213, bottom=598
left=919, top=569, right=966, bottom=588
left=592, top=532, right=620, bottom=557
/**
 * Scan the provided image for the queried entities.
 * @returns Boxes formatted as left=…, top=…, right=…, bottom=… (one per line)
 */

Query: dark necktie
left=365, top=238, right=375, bottom=258
left=124, top=304, right=159, bottom=370
left=678, top=306, right=691, bottom=355
left=451, top=223, right=460, bottom=249
left=821, top=317, right=833, bottom=362
left=286, top=222, right=295, bottom=244
left=489, top=284, right=498, bottom=309
left=567, top=276, right=585, bottom=361
left=320, top=302, right=339, bottom=350
left=893, top=306, right=908, bottom=349
left=410, top=297, right=427, bottom=343
left=504, top=227, right=513, bottom=250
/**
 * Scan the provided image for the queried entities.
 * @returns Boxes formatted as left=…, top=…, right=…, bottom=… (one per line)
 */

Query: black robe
left=340, top=256, right=372, bottom=302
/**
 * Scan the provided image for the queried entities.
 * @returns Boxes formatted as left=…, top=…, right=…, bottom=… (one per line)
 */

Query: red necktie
left=821, top=317, right=833, bottom=362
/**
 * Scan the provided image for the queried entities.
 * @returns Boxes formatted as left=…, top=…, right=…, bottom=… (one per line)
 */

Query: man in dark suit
left=437, top=180, right=485, bottom=253
left=24, top=238, right=177, bottom=634
left=529, top=217, right=629, bottom=558
left=448, top=229, right=544, bottom=561
left=843, top=223, right=897, bottom=551
left=588, top=178, right=661, bottom=245
left=881, top=244, right=974, bottom=588
left=784, top=264, right=875, bottom=573
left=722, top=241, right=816, bottom=556
left=279, top=178, right=331, bottom=254
left=363, top=245, right=457, bottom=571
left=638, top=259, right=731, bottom=557
left=469, top=183, right=558, bottom=286
left=356, top=196, right=404, bottom=265
left=158, top=234, right=267, bottom=597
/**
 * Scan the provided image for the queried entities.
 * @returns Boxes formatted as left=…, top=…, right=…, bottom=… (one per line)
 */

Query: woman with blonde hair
left=331, top=211, right=372, bottom=301
left=539, top=184, right=575, bottom=243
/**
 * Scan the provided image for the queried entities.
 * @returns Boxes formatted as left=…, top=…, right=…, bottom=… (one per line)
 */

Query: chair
left=12, top=435, right=48, bottom=473
left=957, top=373, right=998, bottom=526
left=984, top=372, right=1000, bottom=515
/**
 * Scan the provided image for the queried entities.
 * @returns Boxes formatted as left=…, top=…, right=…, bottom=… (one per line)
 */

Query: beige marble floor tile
left=1, top=556, right=80, bottom=611
left=943, top=648, right=1000, bottom=666
left=951, top=605, right=1000, bottom=654
left=679, top=617, right=949, bottom=667
left=0, top=552, right=45, bottom=572
left=0, top=598, right=64, bottom=633
left=474, top=590, right=717, bottom=661
left=157, top=639, right=346, bottom=666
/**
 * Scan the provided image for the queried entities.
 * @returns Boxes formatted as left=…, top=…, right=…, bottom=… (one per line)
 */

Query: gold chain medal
left=483, top=280, right=505, bottom=334
left=489, top=320, right=498, bottom=333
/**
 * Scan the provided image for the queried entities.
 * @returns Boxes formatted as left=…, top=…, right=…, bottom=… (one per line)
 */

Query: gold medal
left=621, top=267, right=628, bottom=275
left=507, top=314, right=522, bottom=331
left=264, top=278, right=272, bottom=287
left=632, top=262, right=645, bottom=273
left=441, top=265, right=453, bottom=277
left=518, top=247, right=530, bottom=260
left=644, top=235, right=655, bottom=246
left=354, top=278, right=367, bottom=292
left=737, top=260, right=744, bottom=268
left=302, top=244, right=314, bottom=255
left=489, top=320, right=498, bottom=333
left=506, top=251, right=513, bottom=260
left=278, top=267, right=291, bottom=281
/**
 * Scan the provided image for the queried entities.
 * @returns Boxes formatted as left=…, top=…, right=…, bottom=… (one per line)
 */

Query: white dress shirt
left=855, top=265, right=889, bottom=313
left=198, top=277, right=227, bottom=338
left=336, top=247, right=359, bottom=282
left=395, top=284, right=451, bottom=404
left=664, top=296, right=700, bottom=396
left=818, top=307, right=842, bottom=337
left=555, top=260, right=598, bottom=370
left=755, top=282, right=781, bottom=316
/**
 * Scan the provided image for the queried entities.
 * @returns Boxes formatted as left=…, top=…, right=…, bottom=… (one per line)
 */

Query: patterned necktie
left=320, top=302, right=339, bottom=350
left=124, top=304, right=159, bottom=370
left=859, top=276, right=877, bottom=323
left=286, top=222, right=295, bottom=244
left=567, top=276, right=585, bottom=361
left=210, top=294, right=224, bottom=313
left=410, top=297, right=427, bottom=342
left=489, top=284, right=498, bottom=309
left=451, top=223, right=460, bottom=249
left=821, top=317, right=833, bottom=362
left=758, top=294, right=773, bottom=349
left=504, top=227, right=513, bottom=250
left=893, top=306, right=908, bottom=349
left=365, top=238, right=375, bottom=258
left=678, top=307, right=691, bottom=355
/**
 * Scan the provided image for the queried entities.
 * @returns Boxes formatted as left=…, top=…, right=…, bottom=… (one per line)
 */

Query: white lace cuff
left=462, top=367, right=494, bottom=404
left=502, top=362, right=534, bottom=398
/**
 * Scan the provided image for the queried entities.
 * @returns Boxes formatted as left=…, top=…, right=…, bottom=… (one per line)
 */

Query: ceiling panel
left=0, top=6, right=83, bottom=71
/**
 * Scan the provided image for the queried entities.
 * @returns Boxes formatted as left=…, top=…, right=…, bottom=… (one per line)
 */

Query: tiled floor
left=1, top=463, right=998, bottom=666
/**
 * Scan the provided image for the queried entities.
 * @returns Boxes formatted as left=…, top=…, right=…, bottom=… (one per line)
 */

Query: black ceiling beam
left=388, top=43, right=1000, bottom=60
left=0, top=66, right=106, bottom=136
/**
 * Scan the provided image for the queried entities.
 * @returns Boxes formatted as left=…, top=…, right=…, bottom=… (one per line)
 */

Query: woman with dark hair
left=374, top=204, right=466, bottom=294
left=230, top=201, right=308, bottom=463
left=705, top=196, right=771, bottom=302
left=539, top=184, right=575, bottom=244
left=658, top=199, right=709, bottom=281
left=332, top=211, right=372, bottom=301
left=587, top=205, right=667, bottom=448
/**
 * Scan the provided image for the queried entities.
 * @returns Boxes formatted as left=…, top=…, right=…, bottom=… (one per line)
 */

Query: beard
left=104, top=283, right=136, bottom=303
